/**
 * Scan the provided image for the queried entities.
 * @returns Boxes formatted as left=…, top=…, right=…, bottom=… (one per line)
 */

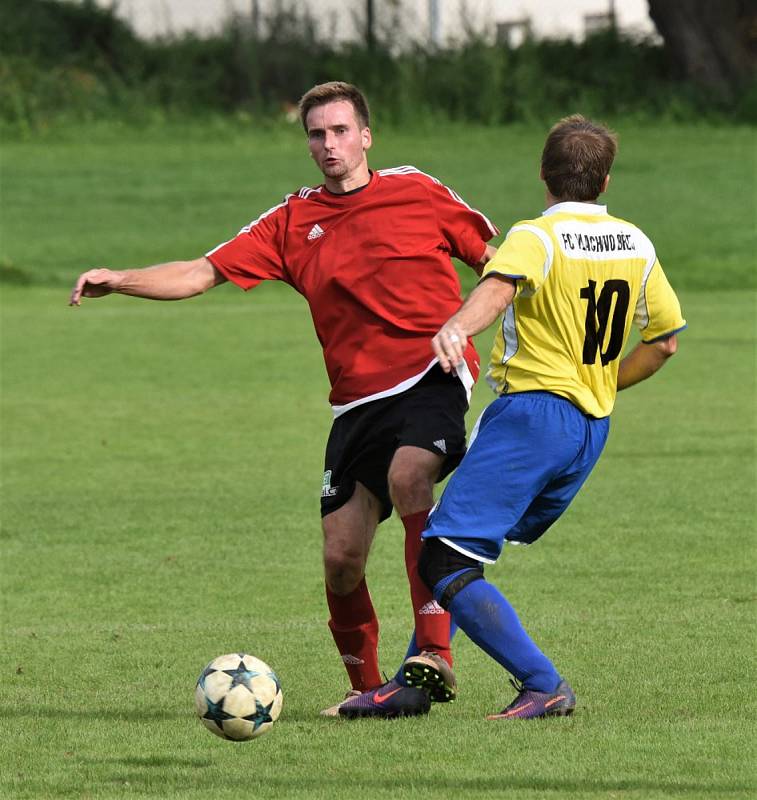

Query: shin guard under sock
left=325, top=578, right=382, bottom=691
left=402, top=509, right=452, bottom=666
left=445, top=577, right=560, bottom=692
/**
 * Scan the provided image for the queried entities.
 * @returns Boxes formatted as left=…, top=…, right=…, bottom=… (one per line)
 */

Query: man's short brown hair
left=298, top=81, right=370, bottom=133
left=541, top=115, right=618, bottom=201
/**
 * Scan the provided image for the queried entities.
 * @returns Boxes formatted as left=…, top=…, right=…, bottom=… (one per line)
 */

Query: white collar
left=542, top=201, right=607, bottom=217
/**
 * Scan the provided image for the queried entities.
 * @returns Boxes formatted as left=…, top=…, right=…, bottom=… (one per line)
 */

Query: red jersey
left=206, top=166, right=498, bottom=414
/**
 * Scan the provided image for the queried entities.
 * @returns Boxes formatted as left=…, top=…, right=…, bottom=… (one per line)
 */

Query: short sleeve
left=482, top=225, right=552, bottom=295
left=634, top=260, right=687, bottom=342
left=426, top=180, right=499, bottom=266
left=205, top=199, right=289, bottom=290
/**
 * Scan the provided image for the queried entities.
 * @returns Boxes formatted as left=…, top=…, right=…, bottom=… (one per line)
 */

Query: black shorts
left=320, top=366, right=469, bottom=523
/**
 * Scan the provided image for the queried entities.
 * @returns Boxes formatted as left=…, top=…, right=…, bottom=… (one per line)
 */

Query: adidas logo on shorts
left=433, top=438, right=447, bottom=454
left=418, top=600, right=445, bottom=615
left=322, top=469, right=338, bottom=497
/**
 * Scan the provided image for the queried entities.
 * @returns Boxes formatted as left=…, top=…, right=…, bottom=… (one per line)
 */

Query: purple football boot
left=338, top=679, right=430, bottom=719
left=487, top=678, right=576, bottom=720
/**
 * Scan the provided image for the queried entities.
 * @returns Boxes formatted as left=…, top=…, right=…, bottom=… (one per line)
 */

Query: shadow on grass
left=22, top=769, right=753, bottom=797
left=0, top=705, right=189, bottom=722
left=267, top=775, right=751, bottom=797
left=91, top=756, right=213, bottom=769
left=0, top=704, right=335, bottom=725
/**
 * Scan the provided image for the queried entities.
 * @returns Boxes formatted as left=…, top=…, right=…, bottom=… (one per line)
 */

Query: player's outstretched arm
left=617, top=335, right=678, bottom=391
left=432, top=274, right=516, bottom=373
left=69, top=257, right=226, bottom=306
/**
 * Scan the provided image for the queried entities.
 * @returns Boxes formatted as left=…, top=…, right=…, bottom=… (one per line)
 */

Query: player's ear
left=601, top=174, right=610, bottom=194
left=362, top=127, right=372, bottom=151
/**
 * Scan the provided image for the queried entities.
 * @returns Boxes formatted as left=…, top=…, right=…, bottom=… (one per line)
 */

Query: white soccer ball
left=195, top=652, right=283, bottom=741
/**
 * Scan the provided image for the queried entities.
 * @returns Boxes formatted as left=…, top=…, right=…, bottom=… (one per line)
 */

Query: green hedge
left=1, top=0, right=754, bottom=133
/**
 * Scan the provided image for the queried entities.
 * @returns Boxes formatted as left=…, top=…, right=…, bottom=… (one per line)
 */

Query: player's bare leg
left=388, top=446, right=457, bottom=701
left=323, top=481, right=380, bottom=596
left=340, top=446, right=456, bottom=717
left=320, top=482, right=382, bottom=715
left=321, top=480, right=432, bottom=719
left=388, top=446, right=443, bottom=517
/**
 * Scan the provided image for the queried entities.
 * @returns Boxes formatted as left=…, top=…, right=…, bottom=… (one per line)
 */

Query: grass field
left=1, top=122, right=756, bottom=799
left=1, top=121, right=755, bottom=290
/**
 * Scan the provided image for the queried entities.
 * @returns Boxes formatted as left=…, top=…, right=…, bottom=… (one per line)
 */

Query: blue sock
left=395, top=623, right=459, bottom=686
left=444, top=576, right=561, bottom=692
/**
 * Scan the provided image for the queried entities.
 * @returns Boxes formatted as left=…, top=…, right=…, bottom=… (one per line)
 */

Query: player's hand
left=69, top=268, right=123, bottom=306
left=432, top=323, right=468, bottom=374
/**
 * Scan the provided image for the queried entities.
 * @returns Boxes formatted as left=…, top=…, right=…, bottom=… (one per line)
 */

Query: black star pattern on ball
left=222, top=659, right=262, bottom=692
left=202, top=695, right=235, bottom=732
left=196, top=665, right=218, bottom=691
left=243, top=697, right=275, bottom=731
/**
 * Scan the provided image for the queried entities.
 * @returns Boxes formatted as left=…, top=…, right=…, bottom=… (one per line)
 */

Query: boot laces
left=503, top=677, right=529, bottom=711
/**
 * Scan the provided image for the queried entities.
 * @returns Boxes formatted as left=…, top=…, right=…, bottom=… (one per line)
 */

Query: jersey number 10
left=580, top=279, right=630, bottom=366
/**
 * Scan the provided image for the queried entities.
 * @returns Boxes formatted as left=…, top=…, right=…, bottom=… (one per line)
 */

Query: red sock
left=325, top=577, right=382, bottom=691
left=402, top=508, right=452, bottom=666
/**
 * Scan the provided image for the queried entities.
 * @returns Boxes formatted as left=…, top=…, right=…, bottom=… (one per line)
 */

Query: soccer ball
left=195, top=652, right=283, bottom=741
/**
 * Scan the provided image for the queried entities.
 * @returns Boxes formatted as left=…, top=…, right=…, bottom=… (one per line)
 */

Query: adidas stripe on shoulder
left=379, top=165, right=440, bottom=181
left=244, top=186, right=324, bottom=231
left=378, top=166, right=497, bottom=237
left=205, top=187, right=323, bottom=256
left=298, top=185, right=324, bottom=200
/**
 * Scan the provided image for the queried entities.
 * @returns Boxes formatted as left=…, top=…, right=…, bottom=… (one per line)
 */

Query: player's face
left=306, top=100, right=371, bottom=189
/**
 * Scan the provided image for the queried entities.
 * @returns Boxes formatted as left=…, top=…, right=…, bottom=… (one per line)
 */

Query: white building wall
left=94, top=0, right=656, bottom=42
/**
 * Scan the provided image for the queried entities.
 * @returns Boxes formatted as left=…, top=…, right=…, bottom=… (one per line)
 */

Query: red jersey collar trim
left=319, top=170, right=378, bottom=203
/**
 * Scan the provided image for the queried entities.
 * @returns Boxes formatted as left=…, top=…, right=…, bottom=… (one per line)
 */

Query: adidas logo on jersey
left=341, top=654, right=365, bottom=665
left=418, top=600, right=445, bottom=615
left=307, top=223, right=325, bottom=241
left=433, top=438, right=447, bottom=454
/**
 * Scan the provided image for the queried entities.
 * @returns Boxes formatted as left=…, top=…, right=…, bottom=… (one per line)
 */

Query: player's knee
left=417, top=538, right=483, bottom=610
left=322, top=540, right=366, bottom=595
left=387, top=466, right=434, bottom=512
left=323, top=553, right=364, bottom=595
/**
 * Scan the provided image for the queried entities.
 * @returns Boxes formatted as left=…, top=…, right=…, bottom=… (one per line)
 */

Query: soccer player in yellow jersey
left=398, top=115, right=686, bottom=719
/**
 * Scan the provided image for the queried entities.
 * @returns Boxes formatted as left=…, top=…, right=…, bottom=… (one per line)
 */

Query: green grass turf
left=0, top=121, right=755, bottom=290
left=1, top=123, right=756, bottom=798
left=1, top=284, right=754, bottom=799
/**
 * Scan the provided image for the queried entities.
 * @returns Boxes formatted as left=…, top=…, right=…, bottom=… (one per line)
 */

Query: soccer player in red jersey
left=69, top=82, right=498, bottom=718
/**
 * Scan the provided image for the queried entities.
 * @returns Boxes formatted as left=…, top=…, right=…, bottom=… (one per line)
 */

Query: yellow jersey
left=482, top=201, right=686, bottom=417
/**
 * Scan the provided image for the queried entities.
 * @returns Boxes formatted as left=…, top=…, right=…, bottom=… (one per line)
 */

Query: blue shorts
left=423, top=392, right=610, bottom=563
